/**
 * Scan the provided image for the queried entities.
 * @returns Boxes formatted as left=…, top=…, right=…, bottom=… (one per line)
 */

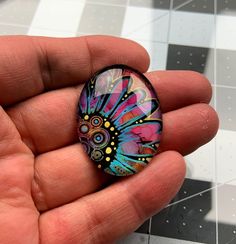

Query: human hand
left=0, top=36, right=218, bottom=244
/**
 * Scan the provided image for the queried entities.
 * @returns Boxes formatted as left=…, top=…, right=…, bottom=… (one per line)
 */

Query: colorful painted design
left=77, top=65, right=162, bottom=176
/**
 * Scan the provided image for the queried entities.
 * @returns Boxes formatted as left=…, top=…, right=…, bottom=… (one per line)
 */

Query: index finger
left=0, top=35, right=149, bottom=106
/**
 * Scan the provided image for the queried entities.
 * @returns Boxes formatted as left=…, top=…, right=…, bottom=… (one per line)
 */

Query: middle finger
left=32, top=103, right=218, bottom=211
left=7, top=70, right=212, bottom=154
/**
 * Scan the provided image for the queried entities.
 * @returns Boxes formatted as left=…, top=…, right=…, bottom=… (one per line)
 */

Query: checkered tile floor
left=0, top=0, right=236, bottom=243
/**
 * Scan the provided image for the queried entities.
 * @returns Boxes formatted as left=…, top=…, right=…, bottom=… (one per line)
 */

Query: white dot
left=199, top=209, right=203, bottom=212
left=177, top=61, right=180, bottom=64
left=199, top=225, right=203, bottom=228
left=166, top=220, right=169, bottom=223
left=184, top=191, right=187, bottom=194
left=189, top=53, right=193, bottom=56
left=182, top=222, right=186, bottom=226
left=189, top=62, right=192, bottom=65
left=183, top=206, right=187, bottom=210
left=232, top=214, right=236, bottom=217
left=232, top=198, right=235, bottom=201
left=233, top=230, right=236, bottom=234
left=200, top=193, right=203, bottom=197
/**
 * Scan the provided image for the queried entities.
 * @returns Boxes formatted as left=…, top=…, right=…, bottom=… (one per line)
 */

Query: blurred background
left=0, top=0, right=235, bottom=243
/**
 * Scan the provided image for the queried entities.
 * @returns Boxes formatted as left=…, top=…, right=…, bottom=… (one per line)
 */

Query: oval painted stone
left=77, top=65, right=162, bottom=176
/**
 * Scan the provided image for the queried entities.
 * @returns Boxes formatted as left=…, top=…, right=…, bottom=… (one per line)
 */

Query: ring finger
left=32, top=103, right=218, bottom=211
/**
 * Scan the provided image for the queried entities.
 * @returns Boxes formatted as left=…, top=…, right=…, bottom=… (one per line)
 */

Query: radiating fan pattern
left=77, top=65, right=162, bottom=176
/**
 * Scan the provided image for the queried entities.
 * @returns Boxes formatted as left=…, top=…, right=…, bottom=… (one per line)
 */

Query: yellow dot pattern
left=104, top=121, right=110, bottom=128
left=106, top=147, right=112, bottom=154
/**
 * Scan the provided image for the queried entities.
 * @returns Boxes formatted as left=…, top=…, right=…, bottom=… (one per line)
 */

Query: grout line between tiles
left=0, top=22, right=29, bottom=28
left=214, top=0, right=219, bottom=243
left=213, top=84, right=236, bottom=89
left=125, top=0, right=194, bottom=37
left=147, top=1, right=174, bottom=242
left=86, top=1, right=128, bottom=8
left=147, top=217, right=151, bottom=244
left=166, top=0, right=173, bottom=47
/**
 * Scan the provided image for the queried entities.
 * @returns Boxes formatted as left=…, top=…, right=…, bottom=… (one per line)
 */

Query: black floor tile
left=174, top=0, right=214, bottom=14
left=151, top=179, right=216, bottom=243
left=217, top=0, right=236, bottom=16
left=129, top=0, right=170, bottom=9
left=167, top=44, right=212, bottom=75
left=135, top=219, right=150, bottom=234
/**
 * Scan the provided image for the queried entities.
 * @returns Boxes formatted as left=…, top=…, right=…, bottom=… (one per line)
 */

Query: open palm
left=0, top=36, right=218, bottom=244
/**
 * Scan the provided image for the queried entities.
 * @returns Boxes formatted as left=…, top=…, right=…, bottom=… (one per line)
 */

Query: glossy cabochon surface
left=77, top=65, right=162, bottom=176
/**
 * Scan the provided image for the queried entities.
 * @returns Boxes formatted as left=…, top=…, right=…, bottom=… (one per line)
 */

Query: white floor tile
left=216, top=129, right=236, bottom=184
left=117, top=233, right=148, bottom=244
left=28, top=0, right=85, bottom=35
left=150, top=235, right=205, bottom=244
left=28, top=27, right=76, bottom=37
left=134, top=40, right=168, bottom=71
left=122, top=6, right=169, bottom=42
left=216, top=15, right=236, bottom=50
left=185, top=129, right=236, bottom=185
left=185, top=139, right=216, bottom=182
left=169, top=11, right=215, bottom=48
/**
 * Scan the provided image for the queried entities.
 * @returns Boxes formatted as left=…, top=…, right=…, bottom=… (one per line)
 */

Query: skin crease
left=0, top=35, right=219, bottom=244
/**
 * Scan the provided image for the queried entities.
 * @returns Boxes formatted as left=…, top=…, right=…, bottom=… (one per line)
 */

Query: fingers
left=0, top=35, right=149, bottom=106
left=146, top=70, right=212, bottom=112
left=32, top=144, right=112, bottom=211
left=0, top=106, right=29, bottom=157
left=159, top=103, right=219, bottom=155
left=32, top=103, right=218, bottom=211
left=39, top=151, right=185, bottom=244
left=7, top=71, right=212, bottom=154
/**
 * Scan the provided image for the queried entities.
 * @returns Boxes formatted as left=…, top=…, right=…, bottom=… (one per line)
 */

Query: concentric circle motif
left=80, top=124, right=89, bottom=134
left=91, top=149, right=104, bottom=162
left=91, top=116, right=103, bottom=127
left=77, top=64, right=162, bottom=176
left=89, top=129, right=110, bottom=149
